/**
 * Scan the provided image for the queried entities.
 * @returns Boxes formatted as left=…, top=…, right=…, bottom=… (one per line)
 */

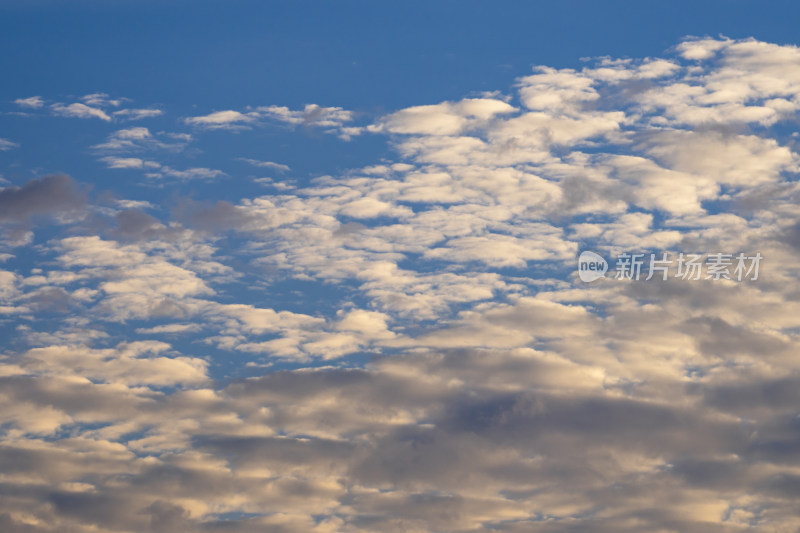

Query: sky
left=3, top=1, right=800, bottom=532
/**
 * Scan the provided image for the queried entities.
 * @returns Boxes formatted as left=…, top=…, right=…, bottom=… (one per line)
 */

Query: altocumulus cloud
left=3, top=37, right=800, bottom=532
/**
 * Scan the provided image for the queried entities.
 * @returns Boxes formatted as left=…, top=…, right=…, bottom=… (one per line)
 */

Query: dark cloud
left=23, top=286, right=73, bottom=313
left=143, top=500, right=192, bottom=533
left=173, top=200, right=254, bottom=233
left=779, top=220, right=800, bottom=254
left=0, top=175, right=86, bottom=223
left=112, top=209, right=170, bottom=242
left=0, top=175, right=87, bottom=246
left=701, top=376, right=800, bottom=415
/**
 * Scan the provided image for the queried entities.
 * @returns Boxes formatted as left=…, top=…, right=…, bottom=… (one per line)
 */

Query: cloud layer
left=2, top=37, right=800, bottom=532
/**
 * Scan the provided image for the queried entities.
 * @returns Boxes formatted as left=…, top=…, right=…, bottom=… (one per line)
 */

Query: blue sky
left=3, top=2, right=800, bottom=532
left=5, top=1, right=800, bottom=109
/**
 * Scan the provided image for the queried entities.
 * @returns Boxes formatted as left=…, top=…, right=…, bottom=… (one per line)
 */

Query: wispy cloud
left=101, top=156, right=161, bottom=169
left=92, top=127, right=190, bottom=166
left=257, top=103, right=354, bottom=127
left=237, top=157, right=290, bottom=172
left=0, top=138, right=19, bottom=151
left=154, top=166, right=226, bottom=180
left=185, top=104, right=357, bottom=137
left=51, top=102, right=112, bottom=121
left=81, top=92, right=124, bottom=107
left=14, top=95, right=44, bottom=108
left=112, top=108, right=164, bottom=120
left=18, top=94, right=162, bottom=124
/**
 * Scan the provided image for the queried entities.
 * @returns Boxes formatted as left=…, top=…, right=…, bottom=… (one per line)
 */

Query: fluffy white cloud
left=376, top=98, right=515, bottom=135
left=185, top=109, right=259, bottom=129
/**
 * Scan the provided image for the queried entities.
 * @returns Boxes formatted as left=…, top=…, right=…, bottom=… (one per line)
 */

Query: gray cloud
left=0, top=174, right=86, bottom=223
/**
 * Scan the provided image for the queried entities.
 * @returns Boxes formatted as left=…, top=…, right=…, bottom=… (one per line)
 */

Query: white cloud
left=135, top=323, right=203, bottom=334
left=113, top=126, right=151, bottom=140
left=92, top=126, right=189, bottom=154
left=184, top=104, right=357, bottom=137
left=376, top=98, right=515, bottom=135
left=112, top=108, right=164, bottom=120
left=14, top=96, right=44, bottom=108
left=52, top=102, right=112, bottom=121
left=81, top=92, right=124, bottom=107
left=237, top=158, right=291, bottom=172
left=23, top=342, right=208, bottom=387
left=0, top=138, right=19, bottom=151
left=517, top=66, right=600, bottom=112
left=258, top=103, right=353, bottom=127
left=101, top=156, right=161, bottom=169
left=425, top=230, right=576, bottom=268
left=676, top=36, right=732, bottom=60
left=116, top=199, right=154, bottom=209
left=157, top=166, right=226, bottom=180
left=185, top=109, right=259, bottom=129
